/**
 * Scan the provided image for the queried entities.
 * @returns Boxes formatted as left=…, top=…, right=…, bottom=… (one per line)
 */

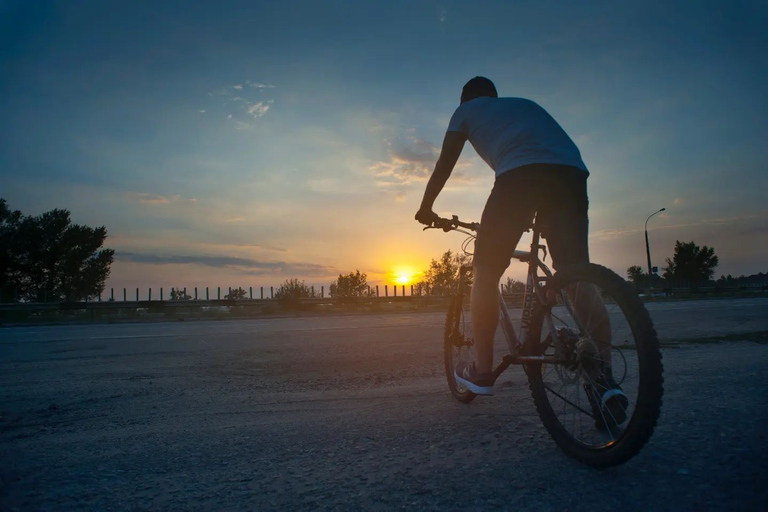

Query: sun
left=392, top=267, right=418, bottom=286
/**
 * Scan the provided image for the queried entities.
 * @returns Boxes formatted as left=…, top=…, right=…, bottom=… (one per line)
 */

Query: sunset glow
left=393, top=267, right=419, bottom=286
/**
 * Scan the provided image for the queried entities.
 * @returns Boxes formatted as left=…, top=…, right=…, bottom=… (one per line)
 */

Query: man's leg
left=470, top=264, right=504, bottom=374
left=469, top=171, right=531, bottom=376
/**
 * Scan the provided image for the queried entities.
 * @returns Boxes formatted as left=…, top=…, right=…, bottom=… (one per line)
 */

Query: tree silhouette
left=626, top=265, right=646, bottom=288
left=502, top=277, right=525, bottom=294
left=662, top=241, right=718, bottom=286
left=0, top=199, right=114, bottom=302
left=274, top=278, right=312, bottom=301
left=170, top=287, right=191, bottom=300
left=419, top=250, right=471, bottom=295
left=225, top=287, right=248, bottom=300
left=330, top=270, right=368, bottom=298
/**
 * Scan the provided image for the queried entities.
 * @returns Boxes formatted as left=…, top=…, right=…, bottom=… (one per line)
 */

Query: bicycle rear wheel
left=444, top=283, right=476, bottom=403
left=525, top=263, right=663, bottom=467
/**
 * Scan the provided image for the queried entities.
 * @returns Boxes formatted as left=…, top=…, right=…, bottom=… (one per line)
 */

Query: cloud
left=589, top=212, right=767, bottom=241
left=439, top=9, right=447, bottom=23
left=246, top=80, right=275, bottom=89
left=247, top=100, right=273, bottom=118
left=127, top=192, right=197, bottom=205
left=206, top=82, right=275, bottom=123
left=370, top=137, right=440, bottom=185
left=117, top=252, right=335, bottom=277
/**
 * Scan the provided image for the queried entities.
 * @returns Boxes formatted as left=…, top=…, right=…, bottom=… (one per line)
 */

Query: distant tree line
left=624, top=240, right=762, bottom=290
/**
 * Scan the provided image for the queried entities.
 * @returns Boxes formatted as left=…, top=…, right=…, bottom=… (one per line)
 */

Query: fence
left=1, top=281, right=764, bottom=325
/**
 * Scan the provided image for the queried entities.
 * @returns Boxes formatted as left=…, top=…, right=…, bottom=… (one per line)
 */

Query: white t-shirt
left=447, top=97, right=588, bottom=176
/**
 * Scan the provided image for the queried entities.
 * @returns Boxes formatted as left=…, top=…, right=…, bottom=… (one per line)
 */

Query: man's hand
left=415, top=208, right=440, bottom=226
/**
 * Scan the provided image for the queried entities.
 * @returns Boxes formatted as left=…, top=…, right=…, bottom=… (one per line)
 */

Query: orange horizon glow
left=392, top=266, right=420, bottom=286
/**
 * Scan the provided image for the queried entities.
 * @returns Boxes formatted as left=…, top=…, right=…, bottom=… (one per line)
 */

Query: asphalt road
left=1, top=298, right=767, bottom=511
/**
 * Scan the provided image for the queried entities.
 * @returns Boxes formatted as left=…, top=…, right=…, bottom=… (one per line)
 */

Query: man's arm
left=415, top=131, right=467, bottom=224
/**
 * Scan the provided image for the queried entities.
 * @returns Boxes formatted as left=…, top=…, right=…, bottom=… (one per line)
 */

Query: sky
left=1, top=0, right=767, bottom=296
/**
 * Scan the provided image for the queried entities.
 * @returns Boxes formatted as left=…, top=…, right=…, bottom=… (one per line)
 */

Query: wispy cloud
left=117, top=252, right=335, bottom=277
left=370, top=136, right=482, bottom=188
left=589, top=212, right=767, bottom=241
left=206, top=81, right=275, bottom=123
left=127, top=192, right=198, bottom=205
left=247, top=100, right=273, bottom=118
left=370, top=137, right=440, bottom=185
left=439, top=9, right=447, bottom=23
left=246, top=80, right=275, bottom=89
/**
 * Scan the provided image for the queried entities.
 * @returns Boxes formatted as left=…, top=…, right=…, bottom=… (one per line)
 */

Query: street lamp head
left=660, top=207, right=666, bottom=212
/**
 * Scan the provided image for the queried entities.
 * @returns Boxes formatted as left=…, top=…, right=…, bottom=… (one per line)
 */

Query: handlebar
left=423, top=215, right=479, bottom=233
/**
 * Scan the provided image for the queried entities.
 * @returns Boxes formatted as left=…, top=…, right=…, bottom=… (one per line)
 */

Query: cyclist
left=415, top=77, right=626, bottom=423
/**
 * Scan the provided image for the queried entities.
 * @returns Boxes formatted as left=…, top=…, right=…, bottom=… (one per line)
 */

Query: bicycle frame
left=455, top=219, right=561, bottom=382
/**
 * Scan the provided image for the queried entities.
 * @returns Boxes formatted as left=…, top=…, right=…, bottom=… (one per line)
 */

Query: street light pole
left=645, top=208, right=666, bottom=275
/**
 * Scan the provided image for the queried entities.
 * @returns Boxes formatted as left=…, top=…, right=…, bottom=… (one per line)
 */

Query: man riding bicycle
left=415, top=77, right=626, bottom=418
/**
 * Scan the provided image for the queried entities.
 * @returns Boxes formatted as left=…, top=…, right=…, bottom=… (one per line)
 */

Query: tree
left=626, top=265, right=646, bottom=288
left=419, top=250, right=471, bottom=295
left=170, top=287, right=191, bottom=300
left=0, top=199, right=114, bottom=302
left=274, top=278, right=312, bottom=301
left=662, top=240, right=719, bottom=286
left=502, top=277, right=525, bottom=294
left=330, top=270, right=368, bottom=298
left=225, top=287, right=248, bottom=300
left=0, top=199, right=24, bottom=302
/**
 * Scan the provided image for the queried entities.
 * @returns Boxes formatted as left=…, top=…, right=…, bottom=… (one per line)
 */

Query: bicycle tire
left=444, top=291, right=477, bottom=403
left=524, top=263, right=664, bottom=467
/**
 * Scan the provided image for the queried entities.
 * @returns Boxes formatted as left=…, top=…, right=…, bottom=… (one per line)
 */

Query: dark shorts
left=474, top=163, right=590, bottom=275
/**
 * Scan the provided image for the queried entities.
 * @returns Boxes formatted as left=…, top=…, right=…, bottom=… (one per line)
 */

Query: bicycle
left=427, top=215, right=664, bottom=467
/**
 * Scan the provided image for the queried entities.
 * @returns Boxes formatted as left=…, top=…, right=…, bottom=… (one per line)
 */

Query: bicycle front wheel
left=444, top=285, right=476, bottom=403
left=525, top=263, right=664, bottom=467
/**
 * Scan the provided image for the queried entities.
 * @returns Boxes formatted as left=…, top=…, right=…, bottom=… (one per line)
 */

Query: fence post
left=311, top=286, right=315, bottom=297
left=402, top=285, right=405, bottom=296
left=250, top=287, right=253, bottom=299
left=136, top=288, right=139, bottom=301
left=270, top=286, right=274, bottom=299
left=321, top=286, right=324, bottom=298
left=111, top=288, right=114, bottom=301
left=260, top=287, right=264, bottom=299
left=376, top=285, right=379, bottom=297
left=500, top=283, right=504, bottom=295
left=385, top=285, right=388, bottom=297
left=217, top=287, right=220, bottom=300
left=195, top=287, right=198, bottom=300
left=123, top=288, right=126, bottom=301
left=410, top=285, right=413, bottom=296
left=228, top=287, right=231, bottom=298
left=149, top=288, right=152, bottom=301
left=206, top=287, right=209, bottom=300
left=160, top=288, right=163, bottom=301
left=393, top=285, right=396, bottom=297
left=184, top=287, right=187, bottom=299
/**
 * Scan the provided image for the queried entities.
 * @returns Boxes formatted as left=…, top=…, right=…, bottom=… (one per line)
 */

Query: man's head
left=460, top=76, right=498, bottom=104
